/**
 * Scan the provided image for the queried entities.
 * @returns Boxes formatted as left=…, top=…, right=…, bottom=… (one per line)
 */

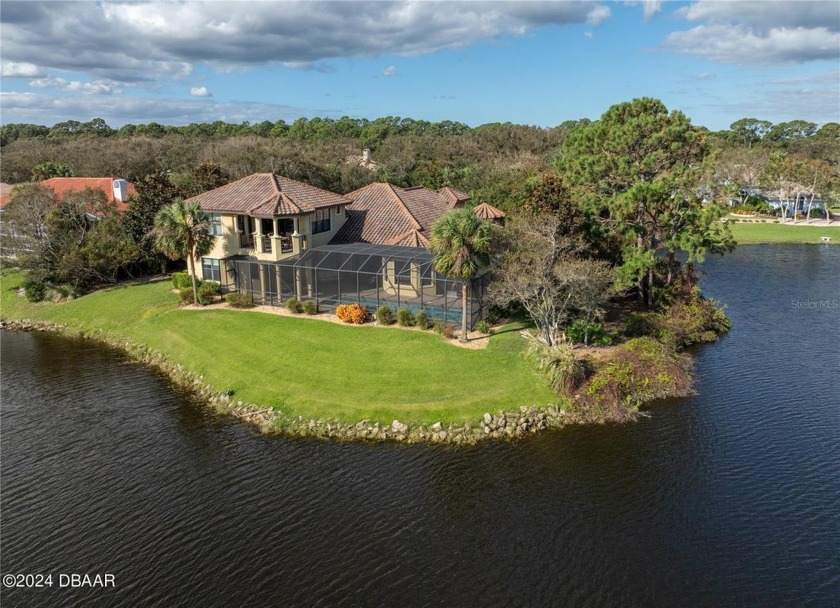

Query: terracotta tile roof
left=437, top=187, right=471, bottom=207
left=387, top=229, right=430, bottom=248
left=185, top=173, right=351, bottom=217
left=40, top=177, right=136, bottom=211
left=331, top=182, right=464, bottom=247
left=472, top=202, right=506, bottom=220
left=0, top=182, right=13, bottom=208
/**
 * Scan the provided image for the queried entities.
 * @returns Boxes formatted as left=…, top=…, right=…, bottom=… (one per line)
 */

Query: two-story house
left=185, top=173, right=352, bottom=284
left=187, top=174, right=505, bottom=328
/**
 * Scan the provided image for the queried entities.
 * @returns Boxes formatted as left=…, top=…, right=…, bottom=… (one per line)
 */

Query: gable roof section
left=40, top=177, right=136, bottom=210
left=186, top=173, right=351, bottom=217
left=331, top=182, right=463, bottom=247
left=387, top=229, right=430, bottom=248
left=437, top=186, right=470, bottom=207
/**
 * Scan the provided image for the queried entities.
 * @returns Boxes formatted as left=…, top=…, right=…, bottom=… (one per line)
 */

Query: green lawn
left=730, top=221, right=840, bottom=244
left=0, top=271, right=556, bottom=424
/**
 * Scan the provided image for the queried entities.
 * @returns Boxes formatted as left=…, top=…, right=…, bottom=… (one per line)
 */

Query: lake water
left=1, top=244, right=838, bottom=607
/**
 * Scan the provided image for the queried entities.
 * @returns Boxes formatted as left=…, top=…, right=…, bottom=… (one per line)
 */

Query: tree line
left=3, top=99, right=838, bottom=309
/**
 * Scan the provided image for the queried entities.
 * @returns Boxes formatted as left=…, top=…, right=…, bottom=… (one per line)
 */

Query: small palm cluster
left=153, top=199, right=214, bottom=306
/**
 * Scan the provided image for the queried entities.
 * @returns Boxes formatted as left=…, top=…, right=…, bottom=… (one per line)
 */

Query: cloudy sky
left=1, top=0, right=838, bottom=130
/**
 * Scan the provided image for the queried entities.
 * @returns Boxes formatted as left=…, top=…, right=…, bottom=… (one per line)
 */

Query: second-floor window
left=312, top=208, right=331, bottom=234
left=208, top=213, right=223, bottom=236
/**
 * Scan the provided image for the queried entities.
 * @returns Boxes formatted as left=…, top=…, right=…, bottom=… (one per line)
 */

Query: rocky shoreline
left=1, top=319, right=590, bottom=445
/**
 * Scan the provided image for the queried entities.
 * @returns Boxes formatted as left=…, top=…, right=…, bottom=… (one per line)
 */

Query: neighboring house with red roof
left=0, top=183, right=14, bottom=208
left=0, top=177, right=135, bottom=211
left=41, top=177, right=135, bottom=211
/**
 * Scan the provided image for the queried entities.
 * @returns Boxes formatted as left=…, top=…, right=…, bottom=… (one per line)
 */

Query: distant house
left=737, top=186, right=825, bottom=216
left=0, top=177, right=135, bottom=257
left=0, top=177, right=135, bottom=211
left=40, top=177, right=135, bottom=211
left=188, top=174, right=502, bottom=327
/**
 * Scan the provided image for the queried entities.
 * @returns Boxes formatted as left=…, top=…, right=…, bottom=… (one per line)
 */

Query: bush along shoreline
left=519, top=283, right=731, bottom=424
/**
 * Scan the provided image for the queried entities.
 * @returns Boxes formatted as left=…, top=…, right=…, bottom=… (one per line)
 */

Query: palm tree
left=153, top=199, right=214, bottom=305
left=430, top=209, right=493, bottom=342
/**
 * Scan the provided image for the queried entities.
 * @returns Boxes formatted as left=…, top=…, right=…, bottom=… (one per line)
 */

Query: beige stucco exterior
left=191, top=205, right=349, bottom=282
left=382, top=260, right=438, bottom=298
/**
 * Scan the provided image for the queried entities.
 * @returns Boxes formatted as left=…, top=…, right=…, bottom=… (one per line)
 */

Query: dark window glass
left=209, top=213, right=223, bottom=236
left=201, top=258, right=221, bottom=282
left=312, top=208, right=331, bottom=234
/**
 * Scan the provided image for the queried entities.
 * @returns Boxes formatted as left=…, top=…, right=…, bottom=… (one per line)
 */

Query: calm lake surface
left=1, top=244, right=838, bottom=607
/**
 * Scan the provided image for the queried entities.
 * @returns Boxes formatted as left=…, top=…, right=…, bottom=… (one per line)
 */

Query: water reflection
left=1, top=245, right=838, bottom=607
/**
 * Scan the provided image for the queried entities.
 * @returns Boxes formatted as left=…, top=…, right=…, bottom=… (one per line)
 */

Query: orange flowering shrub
left=336, top=303, right=368, bottom=324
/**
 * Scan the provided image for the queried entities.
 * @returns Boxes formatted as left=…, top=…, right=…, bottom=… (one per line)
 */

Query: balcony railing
left=262, top=235, right=273, bottom=253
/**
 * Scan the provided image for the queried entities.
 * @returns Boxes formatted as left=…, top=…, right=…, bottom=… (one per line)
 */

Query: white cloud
left=0, top=91, right=324, bottom=127
left=28, top=77, right=116, bottom=95
left=664, top=24, right=840, bottom=64
left=190, top=86, right=211, bottom=97
left=584, top=31, right=594, bottom=39
left=665, top=0, right=840, bottom=64
left=624, top=1, right=662, bottom=22
left=586, top=5, right=611, bottom=26
left=678, top=1, right=839, bottom=32
left=383, top=66, right=398, bottom=77
left=0, top=1, right=612, bottom=84
left=1, top=61, right=45, bottom=77
left=769, top=70, right=840, bottom=86
left=722, top=86, right=839, bottom=126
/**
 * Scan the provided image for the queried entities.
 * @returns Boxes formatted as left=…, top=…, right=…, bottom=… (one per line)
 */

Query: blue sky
left=1, top=1, right=838, bottom=131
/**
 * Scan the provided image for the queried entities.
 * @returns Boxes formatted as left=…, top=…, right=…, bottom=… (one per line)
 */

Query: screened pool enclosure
left=220, top=244, right=491, bottom=328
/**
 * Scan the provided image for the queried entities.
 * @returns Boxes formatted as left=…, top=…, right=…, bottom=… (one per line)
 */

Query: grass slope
left=0, top=271, right=556, bottom=424
left=730, top=221, right=840, bottom=244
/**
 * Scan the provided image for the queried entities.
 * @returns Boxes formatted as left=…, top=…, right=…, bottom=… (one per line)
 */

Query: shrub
left=376, top=305, right=394, bottom=325
left=171, top=272, right=192, bottom=290
left=336, top=303, right=368, bottom=324
left=474, top=319, right=493, bottom=335
left=225, top=292, right=255, bottom=308
left=433, top=321, right=455, bottom=339
left=303, top=300, right=317, bottom=315
left=45, top=284, right=78, bottom=302
left=567, top=320, right=612, bottom=346
left=22, top=278, right=46, bottom=302
left=397, top=307, right=414, bottom=327
left=525, top=338, right=590, bottom=395
left=415, top=309, right=429, bottom=329
left=179, top=288, right=195, bottom=305
left=579, top=337, right=692, bottom=420
left=626, top=287, right=730, bottom=349
left=286, top=298, right=304, bottom=313
left=196, top=282, right=219, bottom=305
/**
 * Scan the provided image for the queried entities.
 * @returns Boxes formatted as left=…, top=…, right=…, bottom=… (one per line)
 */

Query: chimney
left=362, top=149, right=371, bottom=163
left=112, top=179, right=128, bottom=202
